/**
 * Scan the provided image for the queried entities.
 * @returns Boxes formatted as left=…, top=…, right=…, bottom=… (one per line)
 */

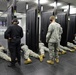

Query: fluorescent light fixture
left=18, top=0, right=25, bottom=1
left=17, top=0, right=31, bottom=1
left=62, top=5, right=76, bottom=13
left=26, top=4, right=28, bottom=10
left=14, top=13, right=21, bottom=16
left=64, top=9, right=68, bottom=12
left=41, top=6, right=43, bottom=11
left=14, top=13, right=26, bottom=18
left=49, top=2, right=62, bottom=7
left=1, top=14, right=7, bottom=17
left=61, top=5, right=74, bottom=9
left=61, top=5, right=69, bottom=9
left=68, top=17, right=70, bottom=20
left=70, top=8, right=76, bottom=14
left=0, top=12, right=3, bottom=14
left=35, top=0, right=48, bottom=4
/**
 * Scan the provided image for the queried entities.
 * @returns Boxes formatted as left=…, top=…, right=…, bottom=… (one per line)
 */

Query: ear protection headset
left=12, top=18, right=19, bottom=24
left=50, top=19, right=53, bottom=22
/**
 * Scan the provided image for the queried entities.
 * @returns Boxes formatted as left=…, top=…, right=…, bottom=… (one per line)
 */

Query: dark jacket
left=4, top=25, right=23, bottom=42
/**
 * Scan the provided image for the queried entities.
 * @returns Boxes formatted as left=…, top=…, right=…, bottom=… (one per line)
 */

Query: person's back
left=9, top=25, right=23, bottom=39
left=4, top=18, right=23, bottom=41
left=48, top=22, right=62, bottom=43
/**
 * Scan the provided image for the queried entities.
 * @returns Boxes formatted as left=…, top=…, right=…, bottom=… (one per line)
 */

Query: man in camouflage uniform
left=0, top=45, right=11, bottom=61
left=46, top=16, right=63, bottom=64
left=21, top=44, right=42, bottom=64
left=39, top=42, right=49, bottom=60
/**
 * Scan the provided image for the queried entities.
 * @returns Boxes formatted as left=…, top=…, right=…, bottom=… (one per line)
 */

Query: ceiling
left=61, top=0, right=76, bottom=5
left=0, top=0, right=76, bottom=18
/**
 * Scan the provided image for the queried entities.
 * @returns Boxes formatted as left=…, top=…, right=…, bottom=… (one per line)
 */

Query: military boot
left=73, top=47, right=76, bottom=50
left=58, top=52, right=62, bottom=55
left=61, top=50, right=66, bottom=54
left=24, top=58, right=32, bottom=64
left=39, top=55, right=43, bottom=62
left=55, top=58, right=59, bottom=63
left=47, top=60, right=54, bottom=64
left=70, top=49, right=75, bottom=52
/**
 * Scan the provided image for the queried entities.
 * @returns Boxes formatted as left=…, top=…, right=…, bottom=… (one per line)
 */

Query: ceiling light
left=70, top=8, right=76, bottom=14
left=14, top=13, right=21, bottom=16
left=41, top=6, right=43, bottom=11
left=64, top=9, right=68, bottom=12
left=61, top=5, right=75, bottom=9
left=0, top=12, right=3, bottom=14
left=1, top=14, right=7, bottom=17
left=62, top=5, right=76, bottom=13
left=35, top=0, right=48, bottom=4
left=17, top=0, right=31, bottom=2
left=61, top=5, right=69, bottom=9
left=49, top=2, right=62, bottom=7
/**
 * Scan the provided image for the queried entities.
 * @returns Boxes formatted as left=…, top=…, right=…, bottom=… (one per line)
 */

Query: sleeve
left=0, top=46, right=5, bottom=50
left=20, top=28, right=23, bottom=38
left=46, top=24, right=53, bottom=42
left=59, top=26, right=63, bottom=35
left=4, top=26, right=11, bottom=39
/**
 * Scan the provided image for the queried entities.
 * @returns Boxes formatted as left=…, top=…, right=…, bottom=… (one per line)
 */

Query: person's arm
left=60, top=26, right=63, bottom=35
left=46, top=24, right=53, bottom=42
left=20, top=28, right=23, bottom=38
left=0, top=46, right=5, bottom=50
left=4, top=26, right=11, bottom=39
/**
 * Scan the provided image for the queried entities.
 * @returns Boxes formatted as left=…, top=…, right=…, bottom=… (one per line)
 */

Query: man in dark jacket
left=4, top=18, right=23, bottom=67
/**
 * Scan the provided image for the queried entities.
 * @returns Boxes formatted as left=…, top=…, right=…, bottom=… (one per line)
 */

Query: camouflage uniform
left=39, top=43, right=49, bottom=55
left=0, top=46, right=11, bottom=61
left=46, top=22, right=63, bottom=60
left=21, top=45, right=39, bottom=59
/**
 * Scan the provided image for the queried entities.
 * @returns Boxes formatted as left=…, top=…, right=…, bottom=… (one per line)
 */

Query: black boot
left=8, top=62, right=15, bottom=67
left=18, top=61, right=21, bottom=65
left=8, top=64, right=15, bottom=67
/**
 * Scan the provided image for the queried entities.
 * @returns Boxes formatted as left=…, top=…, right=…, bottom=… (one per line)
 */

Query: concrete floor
left=0, top=51, right=76, bottom=75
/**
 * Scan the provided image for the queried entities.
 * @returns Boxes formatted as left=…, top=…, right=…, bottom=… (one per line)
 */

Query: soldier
left=0, top=45, right=11, bottom=61
left=4, top=18, right=23, bottom=67
left=67, top=42, right=76, bottom=50
left=60, top=45, right=75, bottom=52
left=46, top=16, right=63, bottom=64
left=73, top=34, right=76, bottom=44
left=58, top=46, right=67, bottom=55
left=39, top=42, right=49, bottom=60
left=21, top=44, right=42, bottom=64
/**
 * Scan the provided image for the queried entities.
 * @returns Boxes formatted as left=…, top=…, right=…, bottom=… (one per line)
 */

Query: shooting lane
left=40, top=11, right=53, bottom=46
left=57, top=13, right=68, bottom=46
left=67, top=15, right=76, bottom=43
left=26, top=9, right=39, bottom=53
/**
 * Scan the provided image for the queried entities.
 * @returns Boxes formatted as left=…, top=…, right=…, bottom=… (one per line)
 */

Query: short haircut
left=49, top=16, right=55, bottom=21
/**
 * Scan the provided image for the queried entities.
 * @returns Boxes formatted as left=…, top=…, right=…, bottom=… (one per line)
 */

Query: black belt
left=12, top=37, right=20, bottom=39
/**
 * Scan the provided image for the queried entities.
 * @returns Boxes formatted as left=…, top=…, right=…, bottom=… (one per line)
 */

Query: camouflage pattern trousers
left=48, top=42, right=59, bottom=60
